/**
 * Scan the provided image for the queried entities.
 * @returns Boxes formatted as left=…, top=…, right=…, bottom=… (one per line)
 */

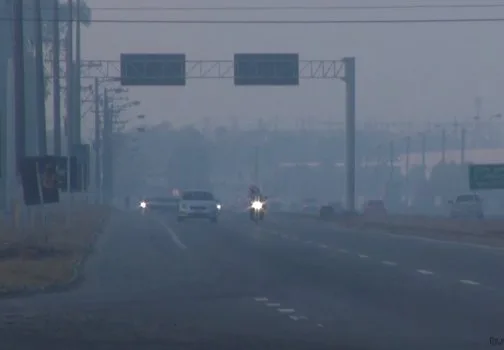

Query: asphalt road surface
left=0, top=210, right=502, bottom=349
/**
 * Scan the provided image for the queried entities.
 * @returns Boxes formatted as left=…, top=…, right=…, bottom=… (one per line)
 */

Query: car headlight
left=139, top=201, right=147, bottom=209
left=216, top=203, right=222, bottom=210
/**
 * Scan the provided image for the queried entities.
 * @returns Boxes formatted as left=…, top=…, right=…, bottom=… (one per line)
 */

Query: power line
left=3, top=17, right=504, bottom=24
left=39, top=4, right=504, bottom=12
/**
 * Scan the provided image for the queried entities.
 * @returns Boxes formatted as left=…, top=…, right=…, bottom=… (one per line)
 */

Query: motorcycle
left=249, top=197, right=266, bottom=223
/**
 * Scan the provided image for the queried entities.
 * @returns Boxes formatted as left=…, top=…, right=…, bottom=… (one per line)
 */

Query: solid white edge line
left=460, top=279, right=480, bottom=285
left=254, top=297, right=268, bottom=302
left=266, top=303, right=281, bottom=307
left=278, top=308, right=295, bottom=313
left=158, top=220, right=187, bottom=250
left=378, top=230, right=504, bottom=252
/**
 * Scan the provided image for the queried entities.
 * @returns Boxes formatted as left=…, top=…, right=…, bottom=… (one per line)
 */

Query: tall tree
left=41, top=0, right=92, bottom=46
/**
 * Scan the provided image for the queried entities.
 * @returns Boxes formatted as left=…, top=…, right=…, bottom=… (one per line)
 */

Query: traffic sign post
left=469, top=164, right=504, bottom=190
left=120, top=53, right=186, bottom=86
left=234, top=53, right=299, bottom=86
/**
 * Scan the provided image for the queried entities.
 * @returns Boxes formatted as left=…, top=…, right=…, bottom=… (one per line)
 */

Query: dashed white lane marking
left=338, top=248, right=348, bottom=253
left=289, top=315, right=308, bottom=321
left=382, top=261, right=397, bottom=266
left=158, top=221, right=187, bottom=250
left=416, top=269, right=434, bottom=275
left=319, top=244, right=329, bottom=249
left=317, top=324, right=324, bottom=328
left=278, top=308, right=296, bottom=314
left=306, top=241, right=314, bottom=244
left=254, top=297, right=268, bottom=302
left=357, top=254, right=369, bottom=258
left=460, top=279, right=480, bottom=285
left=266, top=303, right=281, bottom=307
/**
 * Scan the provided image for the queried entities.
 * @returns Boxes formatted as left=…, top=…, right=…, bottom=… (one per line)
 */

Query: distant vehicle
left=139, top=196, right=179, bottom=212
left=449, top=194, right=484, bottom=219
left=177, top=190, right=221, bottom=223
left=362, top=200, right=387, bottom=217
left=302, top=203, right=320, bottom=214
left=328, top=201, right=344, bottom=214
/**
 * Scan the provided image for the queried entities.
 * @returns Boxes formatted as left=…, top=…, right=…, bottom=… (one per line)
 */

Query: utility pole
left=405, top=136, right=411, bottom=204
left=460, top=127, right=466, bottom=164
left=52, top=0, right=61, bottom=155
left=253, top=146, right=259, bottom=185
left=13, top=0, right=26, bottom=172
left=102, top=90, right=112, bottom=205
left=66, top=0, right=73, bottom=156
left=441, top=128, right=446, bottom=163
left=405, top=136, right=411, bottom=179
left=389, top=140, right=394, bottom=181
left=74, top=0, right=81, bottom=144
left=34, top=0, right=46, bottom=155
left=421, top=132, right=426, bottom=171
left=343, top=57, right=356, bottom=212
left=93, top=78, right=101, bottom=203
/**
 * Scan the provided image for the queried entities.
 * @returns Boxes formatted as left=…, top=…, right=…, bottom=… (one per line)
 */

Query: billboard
left=120, top=53, right=186, bottom=86
left=234, top=53, right=299, bottom=86
left=20, top=156, right=60, bottom=205
left=469, top=164, right=504, bottom=190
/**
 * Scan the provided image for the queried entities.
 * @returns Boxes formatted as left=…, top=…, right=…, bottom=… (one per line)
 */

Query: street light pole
left=93, top=78, right=101, bottom=203
left=34, top=0, right=47, bottom=155
left=13, top=0, right=26, bottom=173
left=52, top=0, right=61, bottom=156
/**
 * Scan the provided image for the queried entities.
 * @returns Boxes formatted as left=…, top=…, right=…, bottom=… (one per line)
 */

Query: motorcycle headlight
left=251, top=201, right=263, bottom=210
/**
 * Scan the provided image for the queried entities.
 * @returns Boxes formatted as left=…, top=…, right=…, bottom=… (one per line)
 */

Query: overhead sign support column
left=343, top=57, right=356, bottom=213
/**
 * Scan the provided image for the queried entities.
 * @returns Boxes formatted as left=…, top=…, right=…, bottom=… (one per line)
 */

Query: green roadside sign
left=469, top=164, right=504, bottom=190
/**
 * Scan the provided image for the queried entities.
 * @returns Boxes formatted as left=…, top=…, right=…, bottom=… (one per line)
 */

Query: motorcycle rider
left=248, top=185, right=262, bottom=201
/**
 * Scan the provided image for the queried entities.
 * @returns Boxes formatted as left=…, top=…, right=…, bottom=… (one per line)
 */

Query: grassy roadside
left=0, top=203, right=111, bottom=294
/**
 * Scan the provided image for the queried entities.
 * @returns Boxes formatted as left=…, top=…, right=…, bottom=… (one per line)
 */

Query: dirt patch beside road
left=0, top=203, right=111, bottom=294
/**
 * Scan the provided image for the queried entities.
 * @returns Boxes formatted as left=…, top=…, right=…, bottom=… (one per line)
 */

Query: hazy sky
left=76, top=0, right=504, bottom=138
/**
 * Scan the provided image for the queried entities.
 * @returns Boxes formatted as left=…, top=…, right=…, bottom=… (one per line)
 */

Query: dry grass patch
left=0, top=202, right=111, bottom=292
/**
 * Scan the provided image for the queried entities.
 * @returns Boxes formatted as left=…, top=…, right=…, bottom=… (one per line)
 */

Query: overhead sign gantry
left=63, top=54, right=356, bottom=211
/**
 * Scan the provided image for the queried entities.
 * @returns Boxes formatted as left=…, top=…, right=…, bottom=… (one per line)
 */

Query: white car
left=449, top=194, right=484, bottom=219
left=177, top=190, right=221, bottom=222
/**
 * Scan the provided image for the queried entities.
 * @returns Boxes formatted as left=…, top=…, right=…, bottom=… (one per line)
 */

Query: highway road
left=0, top=210, right=502, bottom=349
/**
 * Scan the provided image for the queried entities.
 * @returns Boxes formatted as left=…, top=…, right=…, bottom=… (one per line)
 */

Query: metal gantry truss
left=46, top=59, right=346, bottom=80
left=44, top=57, right=356, bottom=211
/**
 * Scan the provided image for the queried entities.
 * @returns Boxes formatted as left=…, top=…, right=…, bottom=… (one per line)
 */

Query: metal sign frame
left=46, top=56, right=357, bottom=211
